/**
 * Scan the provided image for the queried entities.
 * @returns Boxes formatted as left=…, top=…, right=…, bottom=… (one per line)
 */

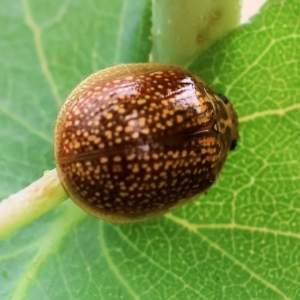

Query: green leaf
left=0, top=0, right=300, bottom=300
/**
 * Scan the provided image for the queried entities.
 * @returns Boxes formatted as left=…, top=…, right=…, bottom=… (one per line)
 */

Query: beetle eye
left=218, top=94, right=229, bottom=104
left=230, top=139, right=237, bottom=151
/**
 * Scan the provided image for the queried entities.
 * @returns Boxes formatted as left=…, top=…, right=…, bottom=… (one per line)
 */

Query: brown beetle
left=54, top=63, right=238, bottom=223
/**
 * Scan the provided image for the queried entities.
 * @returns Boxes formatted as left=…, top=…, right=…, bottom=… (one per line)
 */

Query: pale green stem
left=151, top=0, right=241, bottom=65
left=0, top=169, right=68, bottom=239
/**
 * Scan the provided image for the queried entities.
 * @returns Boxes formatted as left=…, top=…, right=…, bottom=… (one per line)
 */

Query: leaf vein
left=21, top=0, right=63, bottom=107
left=239, top=103, right=300, bottom=123
left=99, top=224, right=140, bottom=300
left=166, top=214, right=295, bottom=300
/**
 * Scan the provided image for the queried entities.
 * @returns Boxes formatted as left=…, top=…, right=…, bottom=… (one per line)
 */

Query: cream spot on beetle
left=114, top=156, right=122, bottom=162
left=131, top=132, right=139, bottom=139
left=153, top=163, right=161, bottom=170
left=166, top=120, right=173, bottom=127
left=137, top=99, right=146, bottom=105
left=141, top=128, right=149, bottom=134
left=105, top=130, right=112, bottom=138
left=144, top=174, right=151, bottom=181
left=74, top=141, right=81, bottom=149
left=125, top=125, right=133, bottom=133
left=152, top=153, right=159, bottom=160
left=118, top=107, right=126, bottom=115
left=132, top=164, right=139, bottom=173
left=127, top=154, right=135, bottom=161
left=100, top=157, right=108, bottom=163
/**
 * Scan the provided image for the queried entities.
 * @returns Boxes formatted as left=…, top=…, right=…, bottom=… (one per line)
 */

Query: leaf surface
left=0, top=0, right=299, bottom=299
